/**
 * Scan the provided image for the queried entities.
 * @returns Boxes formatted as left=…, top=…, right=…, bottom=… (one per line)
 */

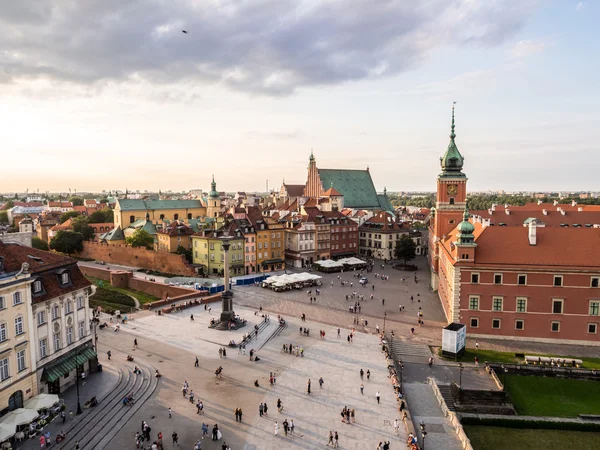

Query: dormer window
left=33, top=280, right=42, bottom=293
left=61, top=273, right=69, bottom=284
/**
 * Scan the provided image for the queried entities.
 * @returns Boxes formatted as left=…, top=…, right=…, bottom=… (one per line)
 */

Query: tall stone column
left=220, top=237, right=235, bottom=323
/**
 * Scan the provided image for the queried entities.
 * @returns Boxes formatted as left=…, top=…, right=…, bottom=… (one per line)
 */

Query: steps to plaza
left=388, top=336, right=432, bottom=364
left=61, top=355, right=158, bottom=450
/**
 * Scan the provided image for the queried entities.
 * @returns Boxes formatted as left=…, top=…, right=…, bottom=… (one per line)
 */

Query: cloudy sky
left=1, top=0, right=598, bottom=193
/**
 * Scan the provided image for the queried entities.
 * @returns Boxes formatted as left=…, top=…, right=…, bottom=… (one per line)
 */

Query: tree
left=69, top=197, right=84, bottom=206
left=0, top=211, right=7, bottom=224
left=60, top=211, right=80, bottom=224
left=50, top=231, right=84, bottom=254
left=3, top=200, right=14, bottom=210
left=176, top=245, right=192, bottom=263
left=88, top=208, right=113, bottom=224
left=72, top=216, right=95, bottom=241
left=395, top=234, right=417, bottom=265
left=126, top=229, right=154, bottom=249
left=32, top=236, right=49, bottom=251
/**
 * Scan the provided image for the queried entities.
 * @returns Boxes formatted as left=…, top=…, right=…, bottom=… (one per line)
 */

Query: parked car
left=359, top=277, right=368, bottom=285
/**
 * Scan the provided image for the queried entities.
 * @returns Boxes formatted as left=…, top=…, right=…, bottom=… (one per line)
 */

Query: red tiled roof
left=73, top=206, right=87, bottom=212
left=48, top=201, right=73, bottom=207
left=323, top=187, right=342, bottom=196
left=50, top=218, right=74, bottom=232
left=471, top=208, right=600, bottom=227
left=283, top=184, right=305, bottom=198
left=157, top=221, right=194, bottom=236
left=14, top=202, right=44, bottom=207
left=361, top=211, right=402, bottom=230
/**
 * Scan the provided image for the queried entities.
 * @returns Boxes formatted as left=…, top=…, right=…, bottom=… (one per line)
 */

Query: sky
left=0, top=0, right=599, bottom=194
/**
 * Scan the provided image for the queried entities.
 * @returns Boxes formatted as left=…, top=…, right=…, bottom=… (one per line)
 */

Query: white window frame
left=515, top=319, right=524, bottom=331
left=16, top=349, right=26, bottom=372
left=588, top=323, right=598, bottom=335
left=53, top=333, right=60, bottom=352
left=492, top=318, right=501, bottom=329
left=37, top=311, right=46, bottom=326
left=39, top=338, right=47, bottom=358
left=0, top=358, right=9, bottom=381
left=0, top=296, right=4, bottom=310
left=516, top=297, right=527, bottom=313
left=52, top=305, right=59, bottom=320
left=33, top=280, right=42, bottom=293
left=589, top=301, right=600, bottom=316
left=61, top=273, right=69, bottom=284
left=469, top=317, right=479, bottom=328
left=494, top=273, right=503, bottom=285
left=592, top=277, right=600, bottom=288
left=552, top=299, right=564, bottom=315
left=66, top=327, right=73, bottom=345
left=65, top=301, right=72, bottom=314
left=14, top=316, right=24, bottom=336
left=0, top=323, right=7, bottom=342
left=78, top=321, right=85, bottom=339
left=468, top=296, right=480, bottom=311
left=77, top=296, right=84, bottom=309
left=13, top=292, right=22, bottom=306
left=551, top=321, right=560, bottom=332
left=553, top=275, right=563, bottom=287
left=470, top=273, right=480, bottom=284
left=492, top=297, right=504, bottom=312
left=517, top=274, right=527, bottom=286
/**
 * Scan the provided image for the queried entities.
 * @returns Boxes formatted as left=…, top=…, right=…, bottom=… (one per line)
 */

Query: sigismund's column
left=219, top=236, right=235, bottom=323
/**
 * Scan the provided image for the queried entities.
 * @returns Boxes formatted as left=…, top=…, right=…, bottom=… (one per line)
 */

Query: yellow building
left=0, top=250, right=38, bottom=411
left=114, top=199, right=206, bottom=229
left=156, top=221, right=194, bottom=253
left=247, top=208, right=285, bottom=273
left=191, top=222, right=245, bottom=276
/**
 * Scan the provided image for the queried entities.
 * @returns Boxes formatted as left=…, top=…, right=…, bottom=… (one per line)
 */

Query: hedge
left=460, top=417, right=600, bottom=432
left=91, top=286, right=135, bottom=307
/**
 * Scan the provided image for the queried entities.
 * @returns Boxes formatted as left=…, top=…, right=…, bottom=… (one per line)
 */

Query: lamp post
left=420, top=422, right=426, bottom=449
left=502, top=364, right=508, bottom=391
left=75, top=346, right=82, bottom=415
left=459, top=362, right=464, bottom=390
left=383, top=312, right=387, bottom=334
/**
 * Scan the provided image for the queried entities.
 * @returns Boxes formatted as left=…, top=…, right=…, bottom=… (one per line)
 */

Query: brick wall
left=78, top=265, right=111, bottom=281
left=78, top=241, right=196, bottom=276
left=128, top=277, right=197, bottom=299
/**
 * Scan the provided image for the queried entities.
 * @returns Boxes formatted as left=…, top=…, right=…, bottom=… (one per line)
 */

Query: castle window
left=129, top=215, right=135, bottom=224
left=188, top=213, right=192, bottom=220
left=174, top=214, right=179, bottom=220
left=449, top=198, right=455, bottom=205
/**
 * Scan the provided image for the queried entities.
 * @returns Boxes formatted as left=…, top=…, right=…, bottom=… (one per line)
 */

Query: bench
left=524, top=355, right=583, bottom=367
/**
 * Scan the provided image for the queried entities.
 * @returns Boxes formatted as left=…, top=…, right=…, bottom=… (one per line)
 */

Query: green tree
left=3, top=200, right=14, bottom=210
left=126, top=229, right=154, bottom=249
left=0, top=211, right=7, bottom=223
left=32, top=236, right=49, bottom=251
left=50, top=231, right=84, bottom=254
left=176, top=245, right=193, bottom=263
left=395, top=234, right=417, bottom=265
left=72, top=216, right=95, bottom=241
left=69, top=197, right=84, bottom=206
left=60, top=211, right=80, bottom=223
left=88, top=208, right=113, bottom=224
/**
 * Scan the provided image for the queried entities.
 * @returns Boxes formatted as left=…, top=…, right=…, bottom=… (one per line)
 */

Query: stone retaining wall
left=428, top=378, right=474, bottom=450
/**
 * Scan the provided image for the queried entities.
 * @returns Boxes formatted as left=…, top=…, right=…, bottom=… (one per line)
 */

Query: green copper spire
left=210, top=175, right=219, bottom=198
left=457, top=200, right=475, bottom=244
left=310, top=149, right=314, bottom=162
left=440, top=102, right=465, bottom=178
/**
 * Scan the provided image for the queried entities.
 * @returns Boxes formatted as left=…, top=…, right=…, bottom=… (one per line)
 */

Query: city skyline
left=1, top=1, right=599, bottom=192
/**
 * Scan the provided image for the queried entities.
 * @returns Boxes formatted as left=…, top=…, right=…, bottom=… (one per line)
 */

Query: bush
left=32, top=236, right=49, bottom=251
left=460, top=417, right=600, bottom=433
left=91, top=286, right=135, bottom=307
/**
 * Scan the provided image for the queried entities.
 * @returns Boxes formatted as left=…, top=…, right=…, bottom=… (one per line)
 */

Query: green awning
left=261, top=259, right=284, bottom=265
left=42, top=347, right=97, bottom=383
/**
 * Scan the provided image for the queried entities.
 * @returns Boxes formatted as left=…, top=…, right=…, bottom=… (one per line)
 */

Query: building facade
left=156, top=221, right=194, bottom=253
left=324, top=211, right=359, bottom=259
left=284, top=217, right=316, bottom=268
left=114, top=199, right=206, bottom=229
left=428, top=107, right=600, bottom=344
left=359, top=211, right=409, bottom=260
left=191, top=222, right=245, bottom=276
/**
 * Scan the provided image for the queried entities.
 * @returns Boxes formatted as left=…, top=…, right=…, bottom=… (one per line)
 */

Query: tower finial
left=463, top=199, right=470, bottom=221
left=384, top=186, right=387, bottom=196
left=309, top=149, right=314, bottom=162
left=450, top=101, right=456, bottom=140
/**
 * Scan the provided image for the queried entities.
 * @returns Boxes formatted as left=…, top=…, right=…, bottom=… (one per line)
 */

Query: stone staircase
left=388, top=336, right=432, bottom=364
left=62, top=357, right=158, bottom=450
left=436, top=384, right=456, bottom=412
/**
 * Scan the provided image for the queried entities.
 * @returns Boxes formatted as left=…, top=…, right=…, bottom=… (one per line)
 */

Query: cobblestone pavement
left=98, top=303, right=405, bottom=450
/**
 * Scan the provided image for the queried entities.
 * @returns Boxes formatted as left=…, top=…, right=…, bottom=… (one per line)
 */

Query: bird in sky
left=182, top=30, right=188, bottom=34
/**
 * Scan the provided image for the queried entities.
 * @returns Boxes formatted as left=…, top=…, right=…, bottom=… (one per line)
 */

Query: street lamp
left=75, top=346, right=82, bottom=414
left=422, top=431, right=427, bottom=450
left=502, top=364, right=508, bottom=391
left=459, top=362, right=464, bottom=390
left=383, top=312, right=387, bottom=334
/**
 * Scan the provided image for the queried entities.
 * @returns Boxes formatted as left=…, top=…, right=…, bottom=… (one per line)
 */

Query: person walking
left=474, top=356, right=479, bottom=368
left=134, top=338, right=138, bottom=349
left=327, top=431, right=334, bottom=446
left=212, top=424, right=219, bottom=441
left=172, top=431, right=178, bottom=446
left=107, top=350, right=111, bottom=360
left=277, top=398, right=283, bottom=413
left=366, top=369, right=371, bottom=380
left=334, top=431, right=339, bottom=448
left=319, top=376, right=324, bottom=388
left=290, top=419, right=295, bottom=434
left=376, top=391, right=381, bottom=404
left=168, top=407, right=172, bottom=418
left=360, top=383, right=364, bottom=395
left=219, top=348, right=223, bottom=358
left=263, top=402, right=268, bottom=415
left=360, top=368, right=364, bottom=379
left=282, top=419, right=289, bottom=436
left=274, top=421, right=279, bottom=436
left=259, top=403, right=264, bottom=417
left=307, top=379, right=311, bottom=394
left=238, top=407, right=242, bottom=422
left=195, top=356, right=199, bottom=367
left=394, top=418, right=399, bottom=434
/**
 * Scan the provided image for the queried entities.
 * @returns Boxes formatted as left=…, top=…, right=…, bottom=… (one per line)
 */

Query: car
left=359, top=277, right=368, bottom=285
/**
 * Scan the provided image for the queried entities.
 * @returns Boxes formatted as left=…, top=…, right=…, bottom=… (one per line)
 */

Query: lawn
left=464, top=426, right=600, bottom=450
left=504, top=375, right=600, bottom=417
left=439, top=347, right=600, bottom=370
left=87, top=276, right=159, bottom=305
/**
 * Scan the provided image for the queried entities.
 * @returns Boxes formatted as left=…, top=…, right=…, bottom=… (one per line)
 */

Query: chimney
left=505, top=208, right=510, bottom=215
left=482, top=218, right=490, bottom=228
left=528, top=221, right=537, bottom=246
left=537, top=200, right=543, bottom=205
left=578, top=207, right=583, bottom=212
left=553, top=200, right=558, bottom=206
left=488, top=209, right=493, bottom=215
left=504, top=204, right=509, bottom=209
left=542, top=209, right=548, bottom=215
left=491, top=204, right=497, bottom=211
left=560, top=209, right=566, bottom=216
left=572, top=200, right=577, bottom=207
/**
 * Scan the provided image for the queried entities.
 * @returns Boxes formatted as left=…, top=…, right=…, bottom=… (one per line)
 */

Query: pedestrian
left=202, top=423, right=208, bottom=437
left=283, top=419, right=289, bottom=436
left=337, top=328, right=340, bottom=338
left=172, top=431, right=178, bottom=445
left=238, top=407, right=242, bottom=422
left=263, top=402, right=268, bottom=415
left=367, top=369, right=371, bottom=380
left=75, top=442, right=79, bottom=450
left=61, top=410, right=65, bottom=423
left=475, top=341, right=479, bottom=351
left=212, top=424, right=219, bottom=441
left=195, top=356, right=199, bottom=367
left=360, top=368, right=364, bottom=379
left=134, top=338, right=138, bottom=349
left=190, top=313, right=194, bottom=321
left=277, top=398, right=283, bottom=413
left=290, top=419, right=295, bottom=434
left=168, top=407, right=172, bottom=418
left=234, top=408, right=239, bottom=422
left=394, top=418, right=399, bottom=434
left=382, top=298, right=385, bottom=306
left=223, top=348, right=227, bottom=358
left=411, top=327, right=415, bottom=335
left=376, top=390, right=381, bottom=404
left=334, top=431, right=339, bottom=448
left=189, top=390, right=195, bottom=403
left=351, top=408, right=355, bottom=423
left=319, top=376, right=324, bottom=388
left=219, top=348, right=223, bottom=358
left=376, top=325, right=380, bottom=333
left=474, top=356, right=479, bottom=368
left=259, top=403, right=264, bottom=417
left=327, top=431, right=334, bottom=446
left=360, top=383, right=364, bottom=394
left=307, top=379, right=311, bottom=394
left=274, top=421, right=279, bottom=436
left=107, top=350, right=111, bottom=360
left=198, top=400, right=204, bottom=414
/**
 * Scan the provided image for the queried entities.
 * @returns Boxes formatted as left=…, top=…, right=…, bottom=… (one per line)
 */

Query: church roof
left=318, top=169, right=382, bottom=209
left=323, top=186, right=342, bottom=197
left=101, top=226, right=125, bottom=241
left=116, top=199, right=203, bottom=211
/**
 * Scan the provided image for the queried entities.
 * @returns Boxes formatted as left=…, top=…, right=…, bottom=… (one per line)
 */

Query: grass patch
left=504, top=375, right=600, bottom=417
left=439, top=348, right=600, bottom=369
left=464, top=426, right=600, bottom=450
left=87, top=276, right=159, bottom=305
left=91, top=286, right=135, bottom=307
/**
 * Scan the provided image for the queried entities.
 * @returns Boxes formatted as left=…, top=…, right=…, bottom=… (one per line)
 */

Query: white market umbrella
left=0, top=408, right=39, bottom=426
left=0, top=423, right=15, bottom=442
left=24, top=394, right=60, bottom=411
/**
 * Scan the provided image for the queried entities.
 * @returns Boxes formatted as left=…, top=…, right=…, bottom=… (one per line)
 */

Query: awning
left=261, top=259, right=284, bottom=265
left=0, top=409, right=38, bottom=427
left=42, top=347, right=97, bottom=383
left=24, top=394, right=60, bottom=411
left=0, top=423, right=15, bottom=442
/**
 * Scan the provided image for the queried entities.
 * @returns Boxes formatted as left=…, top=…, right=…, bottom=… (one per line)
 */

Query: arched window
left=160, top=214, right=165, bottom=220
left=174, top=214, right=179, bottom=221
left=449, top=198, right=455, bottom=205
left=187, top=213, right=192, bottom=220
left=129, top=215, right=135, bottom=224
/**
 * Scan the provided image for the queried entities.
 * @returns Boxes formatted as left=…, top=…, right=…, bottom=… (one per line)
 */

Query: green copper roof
left=209, top=175, right=219, bottom=199
left=101, top=226, right=125, bottom=241
left=440, top=104, right=466, bottom=178
left=318, top=169, right=384, bottom=209
left=457, top=202, right=475, bottom=244
left=377, top=194, right=395, bottom=215
left=126, top=219, right=157, bottom=235
left=116, top=199, right=203, bottom=211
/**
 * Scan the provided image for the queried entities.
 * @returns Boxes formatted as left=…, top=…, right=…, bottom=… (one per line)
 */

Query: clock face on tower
left=447, top=184, right=458, bottom=195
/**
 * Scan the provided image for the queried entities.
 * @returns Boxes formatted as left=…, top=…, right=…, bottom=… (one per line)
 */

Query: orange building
left=429, top=107, right=600, bottom=344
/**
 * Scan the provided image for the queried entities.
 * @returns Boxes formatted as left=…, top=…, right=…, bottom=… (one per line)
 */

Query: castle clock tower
left=429, top=104, right=468, bottom=289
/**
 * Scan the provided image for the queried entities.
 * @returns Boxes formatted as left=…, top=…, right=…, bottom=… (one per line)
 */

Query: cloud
left=0, top=0, right=539, bottom=95
left=576, top=2, right=584, bottom=12
left=510, top=39, right=546, bottom=58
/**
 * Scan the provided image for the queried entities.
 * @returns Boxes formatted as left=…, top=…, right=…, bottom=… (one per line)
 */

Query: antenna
left=266, top=179, right=269, bottom=193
